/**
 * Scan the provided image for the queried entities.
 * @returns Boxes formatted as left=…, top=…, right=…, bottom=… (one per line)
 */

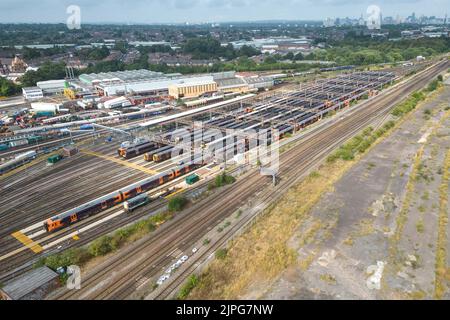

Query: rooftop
left=79, top=69, right=166, bottom=85
left=1, top=267, right=58, bottom=300
left=216, top=77, right=247, bottom=88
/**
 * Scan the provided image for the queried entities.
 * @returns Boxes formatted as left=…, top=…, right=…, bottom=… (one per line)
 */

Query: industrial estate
left=0, top=1, right=449, bottom=303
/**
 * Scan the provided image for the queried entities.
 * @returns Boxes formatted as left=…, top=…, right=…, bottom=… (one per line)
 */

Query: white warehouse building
left=97, top=76, right=215, bottom=97
left=22, top=87, right=44, bottom=101
left=36, top=80, right=67, bottom=95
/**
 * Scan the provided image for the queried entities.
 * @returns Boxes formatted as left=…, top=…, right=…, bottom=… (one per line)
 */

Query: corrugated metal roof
left=216, top=78, right=247, bottom=88
left=1, top=267, right=58, bottom=300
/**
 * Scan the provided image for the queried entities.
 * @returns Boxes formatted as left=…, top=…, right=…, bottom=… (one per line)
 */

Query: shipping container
left=186, top=174, right=200, bottom=185
left=47, top=154, right=63, bottom=164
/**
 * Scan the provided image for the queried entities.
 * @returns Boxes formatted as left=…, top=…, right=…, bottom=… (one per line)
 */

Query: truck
left=123, top=194, right=150, bottom=212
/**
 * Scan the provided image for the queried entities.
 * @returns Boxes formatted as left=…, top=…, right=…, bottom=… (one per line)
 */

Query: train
left=43, top=161, right=203, bottom=233
left=144, top=145, right=173, bottom=162
left=0, top=151, right=37, bottom=175
left=153, top=147, right=183, bottom=163
left=118, top=138, right=160, bottom=159
left=124, top=194, right=150, bottom=212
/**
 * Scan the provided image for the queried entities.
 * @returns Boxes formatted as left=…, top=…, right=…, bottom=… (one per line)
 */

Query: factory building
left=79, top=69, right=166, bottom=86
left=96, top=75, right=216, bottom=99
left=22, top=87, right=44, bottom=101
left=72, top=69, right=274, bottom=103
left=215, top=77, right=249, bottom=94
left=36, top=80, right=67, bottom=95
left=243, top=76, right=275, bottom=91
left=168, top=79, right=218, bottom=99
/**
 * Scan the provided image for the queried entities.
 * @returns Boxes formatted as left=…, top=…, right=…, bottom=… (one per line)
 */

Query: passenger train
left=43, top=161, right=203, bottom=232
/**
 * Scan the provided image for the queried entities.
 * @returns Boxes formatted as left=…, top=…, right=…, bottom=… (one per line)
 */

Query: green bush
left=214, top=173, right=236, bottom=188
left=426, top=80, right=439, bottom=92
left=88, top=236, right=113, bottom=257
left=37, top=248, right=92, bottom=271
left=168, top=196, right=188, bottom=212
left=215, top=248, right=228, bottom=260
left=177, top=274, right=199, bottom=300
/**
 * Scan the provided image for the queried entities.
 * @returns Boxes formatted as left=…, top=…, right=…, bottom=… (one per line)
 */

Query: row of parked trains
left=44, top=88, right=373, bottom=232
left=44, top=161, right=203, bottom=232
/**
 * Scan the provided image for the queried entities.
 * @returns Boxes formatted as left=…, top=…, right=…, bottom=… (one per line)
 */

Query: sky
left=0, top=0, right=448, bottom=24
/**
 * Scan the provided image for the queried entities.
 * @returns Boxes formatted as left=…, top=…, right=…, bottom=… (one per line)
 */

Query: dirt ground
left=258, top=86, right=450, bottom=300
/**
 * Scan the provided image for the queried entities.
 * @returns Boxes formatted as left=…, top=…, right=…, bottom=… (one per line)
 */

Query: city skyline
left=0, top=0, right=448, bottom=24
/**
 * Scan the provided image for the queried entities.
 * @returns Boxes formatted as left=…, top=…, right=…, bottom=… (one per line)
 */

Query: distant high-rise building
left=359, top=14, right=365, bottom=26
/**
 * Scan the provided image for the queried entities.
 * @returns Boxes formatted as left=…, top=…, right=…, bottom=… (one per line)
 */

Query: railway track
left=53, top=59, right=448, bottom=300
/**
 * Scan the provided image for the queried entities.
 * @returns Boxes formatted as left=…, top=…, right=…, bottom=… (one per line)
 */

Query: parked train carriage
left=44, top=191, right=121, bottom=232
left=118, top=141, right=159, bottom=159
left=43, top=162, right=204, bottom=233
left=153, top=147, right=183, bottom=163
left=0, top=151, right=37, bottom=175
left=144, top=145, right=173, bottom=162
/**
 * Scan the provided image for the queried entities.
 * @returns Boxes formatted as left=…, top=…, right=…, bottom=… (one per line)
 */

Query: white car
left=192, top=248, right=198, bottom=254
left=180, top=255, right=189, bottom=262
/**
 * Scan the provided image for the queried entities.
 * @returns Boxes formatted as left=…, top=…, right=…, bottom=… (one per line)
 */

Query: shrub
left=177, top=275, right=199, bottom=299
left=88, top=236, right=113, bottom=257
left=38, top=248, right=92, bottom=270
left=168, top=196, right=188, bottom=212
left=214, top=173, right=236, bottom=188
left=215, top=248, right=228, bottom=260
left=426, top=80, right=439, bottom=92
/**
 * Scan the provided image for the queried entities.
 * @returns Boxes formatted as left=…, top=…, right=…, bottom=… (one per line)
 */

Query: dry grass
left=188, top=89, right=448, bottom=300
left=434, top=150, right=450, bottom=299
left=390, top=146, right=424, bottom=257
left=188, top=160, right=354, bottom=300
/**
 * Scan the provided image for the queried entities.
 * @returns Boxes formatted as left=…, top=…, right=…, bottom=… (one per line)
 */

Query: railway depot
left=0, top=59, right=447, bottom=300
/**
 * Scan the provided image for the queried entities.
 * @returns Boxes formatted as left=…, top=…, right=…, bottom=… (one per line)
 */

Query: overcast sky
left=0, top=0, right=448, bottom=24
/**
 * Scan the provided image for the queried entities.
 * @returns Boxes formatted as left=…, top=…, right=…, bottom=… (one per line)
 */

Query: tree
left=0, top=77, right=20, bottom=96
left=284, top=52, right=295, bottom=60
left=19, top=61, right=68, bottom=87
